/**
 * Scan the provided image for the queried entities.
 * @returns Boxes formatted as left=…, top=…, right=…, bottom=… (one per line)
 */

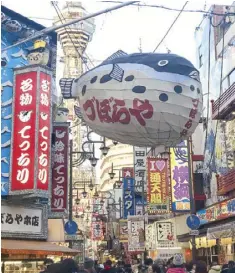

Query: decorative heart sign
left=155, top=160, right=166, bottom=172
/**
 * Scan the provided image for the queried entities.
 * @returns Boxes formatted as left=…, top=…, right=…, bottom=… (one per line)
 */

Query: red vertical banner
left=51, top=123, right=69, bottom=214
left=37, top=72, right=52, bottom=190
left=147, top=158, right=169, bottom=215
left=91, top=221, right=103, bottom=240
left=11, top=71, right=38, bottom=191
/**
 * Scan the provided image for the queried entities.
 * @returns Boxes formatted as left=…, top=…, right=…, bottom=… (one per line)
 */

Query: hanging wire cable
left=207, top=17, right=226, bottom=169
left=153, top=1, right=188, bottom=53
left=203, top=15, right=212, bottom=162
left=100, top=1, right=235, bottom=16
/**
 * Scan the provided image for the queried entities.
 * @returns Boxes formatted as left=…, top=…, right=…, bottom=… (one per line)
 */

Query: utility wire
left=100, top=1, right=235, bottom=16
left=153, top=1, right=188, bottom=53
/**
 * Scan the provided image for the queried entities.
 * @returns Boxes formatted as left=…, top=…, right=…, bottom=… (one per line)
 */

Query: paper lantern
left=60, top=51, right=203, bottom=147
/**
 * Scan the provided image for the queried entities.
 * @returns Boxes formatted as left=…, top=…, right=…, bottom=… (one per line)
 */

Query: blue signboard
left=1, top=7, right=57, bottom=196
left=64, top=220, right=78, bottom=235
left=186, top=214, right=200, bottom=230
left=123, top=177, right=135, bottom=218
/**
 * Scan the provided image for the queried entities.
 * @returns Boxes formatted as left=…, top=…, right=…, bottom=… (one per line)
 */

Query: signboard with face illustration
left=50, top=123, right=69, bottom=217
left=10, top=66, right=52, bottom=195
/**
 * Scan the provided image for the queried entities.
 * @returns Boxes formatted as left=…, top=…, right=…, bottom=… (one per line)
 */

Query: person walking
left=166, top=254, right=185, bottom=273
left=208, top=262, right=221, bottom=273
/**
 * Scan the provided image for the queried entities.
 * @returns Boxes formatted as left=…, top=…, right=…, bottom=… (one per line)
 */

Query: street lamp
left=109, top=163, right=116, bottom=179
left=82, top=190, right=88, bottom=198
left=113, top=140, right=118, bottom=145
left=100, top=137, right=110, bottom=156
left=114, top=180, right=122, bottom=189
left=93, top=187, right=99, bottom=199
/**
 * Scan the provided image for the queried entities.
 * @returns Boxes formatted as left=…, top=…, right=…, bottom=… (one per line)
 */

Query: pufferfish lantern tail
left=59, top=78, right=78, bottom=99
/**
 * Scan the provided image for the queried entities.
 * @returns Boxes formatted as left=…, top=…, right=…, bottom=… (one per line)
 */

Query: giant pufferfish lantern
left=60, top=50, right=203, bottom=147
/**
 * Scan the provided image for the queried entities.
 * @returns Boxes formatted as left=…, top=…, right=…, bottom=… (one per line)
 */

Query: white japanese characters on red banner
left=128, top=216, right=145, bottom=252
left=37, top=72, right=51, bottom=190
left=1, top=203, right=47, bottom=239
left=10, top=67, right=52, bottom=194
left=134, top=147, right=147, bottom=193
left=51, top=123, right=69, bottom=214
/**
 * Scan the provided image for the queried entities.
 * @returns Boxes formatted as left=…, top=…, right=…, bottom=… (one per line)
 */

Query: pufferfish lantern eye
left=158, top=60, right=169, bottom=67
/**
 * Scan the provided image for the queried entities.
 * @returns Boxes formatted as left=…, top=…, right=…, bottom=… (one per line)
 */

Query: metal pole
left=2, top=1, right=139, bottom=52
left=69, top=139, right=73, bottom=248
left=141, top=181, right=145, bottom=264
left=187, top=137, right=196, bottom=261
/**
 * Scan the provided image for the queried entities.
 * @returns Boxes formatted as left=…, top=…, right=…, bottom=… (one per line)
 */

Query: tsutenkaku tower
left=54, top=2, right=96, bottom=180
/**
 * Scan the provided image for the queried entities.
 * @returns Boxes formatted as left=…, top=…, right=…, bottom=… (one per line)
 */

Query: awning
left=207, top=222, right=235, bottom=239
left=1, top=239, right=79, bottom=256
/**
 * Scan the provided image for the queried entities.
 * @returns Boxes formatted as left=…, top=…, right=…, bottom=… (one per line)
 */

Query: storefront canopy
left=1, top=239, right=79, bottom=256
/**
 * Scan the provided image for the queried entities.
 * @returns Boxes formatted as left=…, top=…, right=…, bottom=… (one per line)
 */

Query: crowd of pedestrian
left=39, top=254, right=235, bottom=273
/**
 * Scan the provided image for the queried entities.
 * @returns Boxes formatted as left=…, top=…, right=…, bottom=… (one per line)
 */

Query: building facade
left=1, top=5, right=78, bottom=273
left=99, top=140, right=134, bottom=191
left=195, top=3, right=235, bottom=206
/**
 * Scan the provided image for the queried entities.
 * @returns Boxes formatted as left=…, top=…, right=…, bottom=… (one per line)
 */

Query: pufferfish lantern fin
left=101, top=50, right=128, bottom=82
left=102, top=50, right=128, bottom=63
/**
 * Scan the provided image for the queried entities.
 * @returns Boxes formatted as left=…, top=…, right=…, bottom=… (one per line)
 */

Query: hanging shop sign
left=119, top=219, right=128, bottom=242
left=145, top=224, right=154, bottom=250
left=10, top=66, right=52, bottom=196
left=197, top=198, right=235, bottom=225
left=128, top=215, right=145, bottom=252
left=1, top=202, right=48, bottom=239
left=170, top=141, right=190, bottom=212
left=59, top=51, right=203, bottom=147
left=155, top=222, right=175, bottom=248
left=91, top=221, right=103, bottom=241
left=147, top=157, right=169, bottom=214
left=134, top=147, right=147, bottom=193
left=50, top=122, right=69, bottom=217
left=123, top=174, right=135, bottom=219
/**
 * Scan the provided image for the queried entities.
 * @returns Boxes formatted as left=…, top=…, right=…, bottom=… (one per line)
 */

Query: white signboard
left=156, top=222, right=175, bottom=248
left=65, top=234, right=84, bottom=241
left=189, top=230, right=199, bottom=236
left=134, top=146, right=147, bottom=193
left=128, top=216, right=145, bottom=252
left=1, top=203, right=47, bottom=239
left=156, top=248, right=182, bottom=260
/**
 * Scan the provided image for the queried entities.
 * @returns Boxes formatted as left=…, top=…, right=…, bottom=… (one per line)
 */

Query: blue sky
left=2, top=0, right=232, bottom=67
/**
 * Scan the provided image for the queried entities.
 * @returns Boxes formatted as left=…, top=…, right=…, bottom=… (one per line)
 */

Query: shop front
left=1, top=202, right=78, bottom=273
left=146, top=214, right=192, bottom=262
left=178, top=198, right=235, bottom=264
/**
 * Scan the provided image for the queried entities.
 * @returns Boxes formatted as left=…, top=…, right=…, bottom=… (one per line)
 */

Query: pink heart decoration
left=155, top=160, right=165, bottom=172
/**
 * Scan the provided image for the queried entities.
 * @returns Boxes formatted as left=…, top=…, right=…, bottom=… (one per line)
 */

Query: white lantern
left=60, top=51, right=203, bottom=147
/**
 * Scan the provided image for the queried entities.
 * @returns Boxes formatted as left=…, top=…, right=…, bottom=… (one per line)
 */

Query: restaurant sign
left=170, top=141, right=190, bottom=212
left=10, top=66, right=52, bottom=196
left=197, top=198, right=235, bottom=225
left=147, top=158, right=169, bottom=214
left=1, top=202, right=48, bottom=239
left=119, top=219, right=128, bottom=242
left=128, top=215, right=145, bottom=252
left=50, top=123, right=69, bottom=217
left=134, top=146, right=147, bottom=193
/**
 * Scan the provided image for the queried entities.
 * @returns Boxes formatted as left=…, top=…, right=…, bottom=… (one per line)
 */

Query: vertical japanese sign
left=37, top=72, right=51, bottom=190
left=91, top=220, right=103, bottom=240
left=123, top=168, right=135, bottom=219
left=128, top=216, right=145, bottom=252
left=147, top=158, right=169, bottom=215
left=10, top=67, right=52, bottom=194
left=170, top=141, right=190, bottom=212
left=156, top=222, right=175, bottom=248
left=119, top=219, right=128, bottom=242
left=51, top=123, right=69, bottom=215
left=134, top=147, right=147, bottom=193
